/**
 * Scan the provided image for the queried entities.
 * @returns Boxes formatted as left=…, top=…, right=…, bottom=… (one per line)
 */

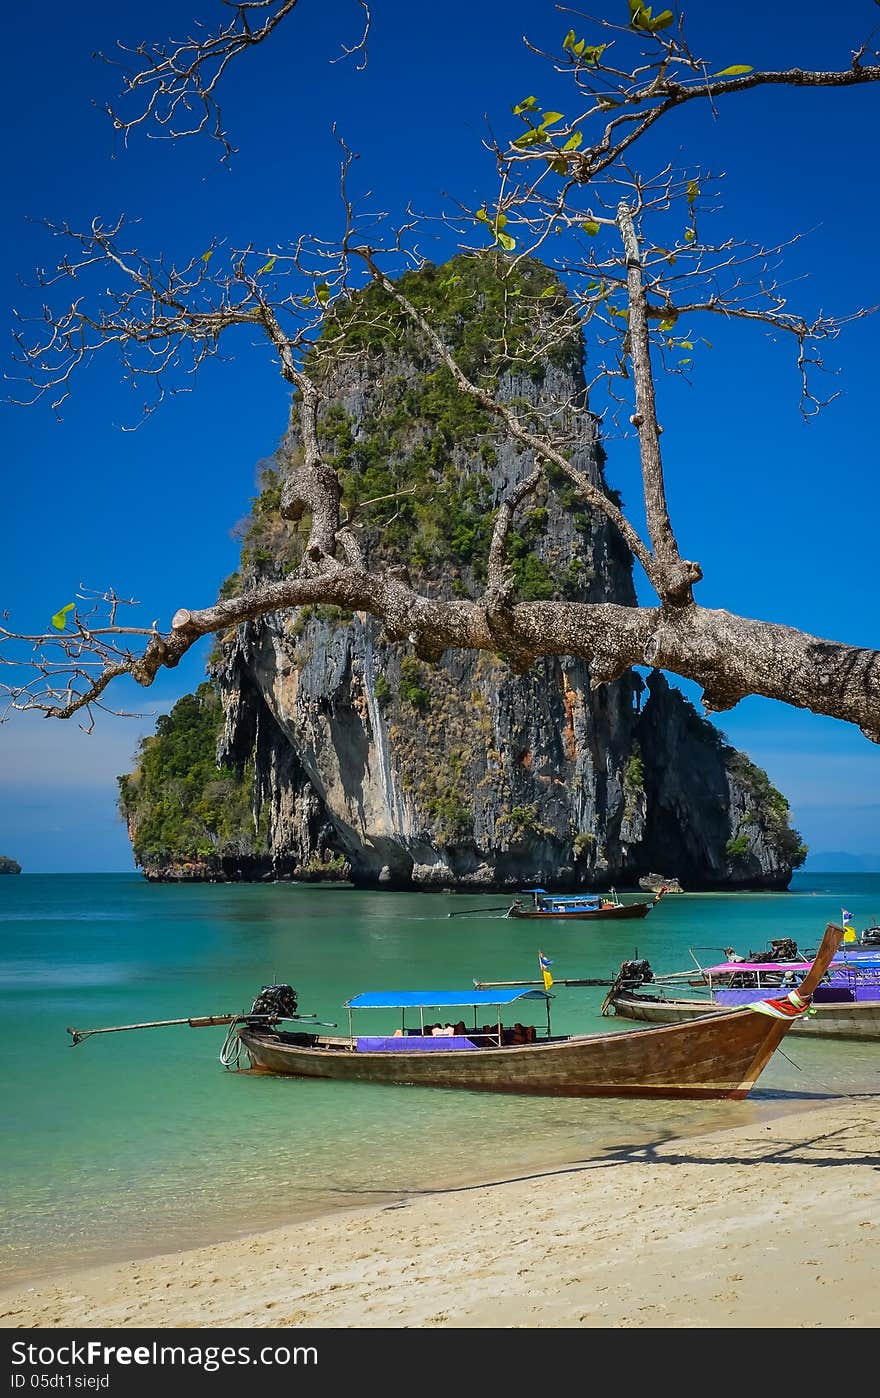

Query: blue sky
left=1, top=0, right=878, bottom=872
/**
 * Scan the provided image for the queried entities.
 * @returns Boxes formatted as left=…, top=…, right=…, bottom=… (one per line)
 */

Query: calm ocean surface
left=2, top=872, right=879, bottom=1286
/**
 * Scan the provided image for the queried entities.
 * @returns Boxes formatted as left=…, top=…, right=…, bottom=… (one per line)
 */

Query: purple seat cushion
left=355, top=1035, right=479, bottom=1052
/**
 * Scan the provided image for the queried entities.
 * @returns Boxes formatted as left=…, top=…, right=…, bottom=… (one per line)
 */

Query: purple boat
left=603, top=948, right=880, bottom=1041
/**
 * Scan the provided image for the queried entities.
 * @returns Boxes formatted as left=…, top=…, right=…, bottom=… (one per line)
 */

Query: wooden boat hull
left=507, top=901, right=652, bottom=921
left=239, top=1005, right=794, bottom=1100
left=608, top=991, right=880, bottom=1041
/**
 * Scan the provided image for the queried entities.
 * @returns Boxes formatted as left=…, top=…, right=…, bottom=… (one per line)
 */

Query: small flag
left=538, top=950, right=554, bottom=991
left=842, top=908, right=857, bottom=944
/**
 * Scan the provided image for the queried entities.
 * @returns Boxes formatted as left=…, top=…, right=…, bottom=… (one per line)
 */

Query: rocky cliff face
left=209, top=632, right=803, bottom=891
left=121, top=255, right=806, bottom=889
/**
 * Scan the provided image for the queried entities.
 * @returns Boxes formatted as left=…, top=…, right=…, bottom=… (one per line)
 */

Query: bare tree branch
left=616, top=197, right=700, bottom=602
left=4, top=584, right=879, bottom=743
left=512, top=13, right=880, bottom=185
left=4, top=4, right=880, bottom=751
left=101, top=1, right=370, bottom=157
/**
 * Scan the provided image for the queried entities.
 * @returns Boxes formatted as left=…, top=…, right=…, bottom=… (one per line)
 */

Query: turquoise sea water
left=2, top=872, right=879, bottom=1287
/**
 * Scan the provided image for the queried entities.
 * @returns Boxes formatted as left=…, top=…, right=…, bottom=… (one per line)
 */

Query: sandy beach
left=2, top=1095, right=878, bottom=1330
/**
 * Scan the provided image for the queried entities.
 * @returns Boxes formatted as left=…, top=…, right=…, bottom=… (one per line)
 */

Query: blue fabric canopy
left=521, top=888, right=599, bottom=903
left=345, top=988, right=550, bottom=1010
left=546, top=896, right=600, bottom=903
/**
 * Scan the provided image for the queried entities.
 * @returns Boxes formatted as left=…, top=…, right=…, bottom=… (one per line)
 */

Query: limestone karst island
left=118, top=257, right=806, bottom=892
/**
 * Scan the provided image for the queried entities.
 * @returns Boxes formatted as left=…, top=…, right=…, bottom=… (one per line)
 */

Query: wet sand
left=2, top=1095, right=878, bottom=1329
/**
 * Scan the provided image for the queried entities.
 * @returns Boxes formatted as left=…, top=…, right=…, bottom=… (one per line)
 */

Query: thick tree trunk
left=162, top=579, right=880, bottom=743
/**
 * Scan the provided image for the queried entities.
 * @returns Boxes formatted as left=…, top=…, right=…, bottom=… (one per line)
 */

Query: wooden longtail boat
left=603, top=938, right=880, bottom=1042
left=236, top=923, right=843, bottom=1100
left=604, top=987, right=880, bottom=1041
left=505, top=887, right=657, bottom=920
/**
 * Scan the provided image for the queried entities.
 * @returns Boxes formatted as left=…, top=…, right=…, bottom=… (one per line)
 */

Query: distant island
left=802, top=851, right=880, bottom=873
left=0, top=855, right=22, bottom=875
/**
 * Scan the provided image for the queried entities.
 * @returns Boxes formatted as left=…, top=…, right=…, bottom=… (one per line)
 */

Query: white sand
left=2, top=1095, right=878, bottom=1329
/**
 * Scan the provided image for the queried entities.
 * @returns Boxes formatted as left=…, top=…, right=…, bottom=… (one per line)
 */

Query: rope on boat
left=219, top=1018, right=247, bottom=1070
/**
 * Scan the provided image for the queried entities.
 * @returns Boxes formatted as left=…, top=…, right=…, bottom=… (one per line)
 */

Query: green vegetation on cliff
left=235, top=254, right=598, bottom=603
left=118, top=683, right=268, bottom=869
left=0, top=855, right=21, bottom=874
left=723, top=751, right=808, bottom=868
left=325, top=251, right=579, bottom=379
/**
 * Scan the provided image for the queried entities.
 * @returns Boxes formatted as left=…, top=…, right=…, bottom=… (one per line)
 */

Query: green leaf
left=715, top=65, right=753, bottom=76
left=475, top=206, right=491, bottom=223
left=200, top=249, right=213, bottom=264
left=315, top=283, right=330, bottom=306
left=564, top=31, right=589, bottom=57
left=50, top=603, right=75, bottom=632
left=679, top=357, right=693, bottom=365
left=659, top=317, right=677, bottom=331
left=562, top=131, right=583, bottom=152
left=538, top=111, right=564, bottom=130
left=686, top=179, right=699, bottom=204
left=684, top=228, right=696, bottom=243
left=678, top=340, right=694, bottom=350
left=512, top=129, right=544, bottom=148
left=539, top=285, right=557, bottom=298
left=256, top=256, right=277, bottom=276
left=549, top=158, right=568, bottom=175
left=440, top=274, right=462, bottom=289
left=494, top=213, right=508, bottom=229
left=583, top=44, right=608, bottom=64
left=496, top=231, right=516, bottom=252
left=581, top=220, right=601, bottom=236
left=512, top=96, right=539, bottom=114
left=300, top=295, right=315, bottom=307
left=630, top=3, right=674, bottom=32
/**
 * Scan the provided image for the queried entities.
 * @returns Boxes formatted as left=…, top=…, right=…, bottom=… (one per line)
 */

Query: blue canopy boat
left=506, top=887, right=659, bottom=920
left=66, top=927, right=844, bottom=1098
left=231, top=925, right=843, bottom=1098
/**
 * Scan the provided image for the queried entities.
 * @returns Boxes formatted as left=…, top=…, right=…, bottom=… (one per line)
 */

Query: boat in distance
left=504, top=887, right=659, bottom=921
left=236, top=924, right=843, bottom=1101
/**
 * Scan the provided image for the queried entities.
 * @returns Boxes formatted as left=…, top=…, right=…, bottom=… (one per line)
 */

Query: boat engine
left=248, top=983, right=299, bottom=1024
left=600, top=958, right=654, bottom=1016
left=615, top=958, right=653, bottom=988
left=749, top=937, right=799, bottom=963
